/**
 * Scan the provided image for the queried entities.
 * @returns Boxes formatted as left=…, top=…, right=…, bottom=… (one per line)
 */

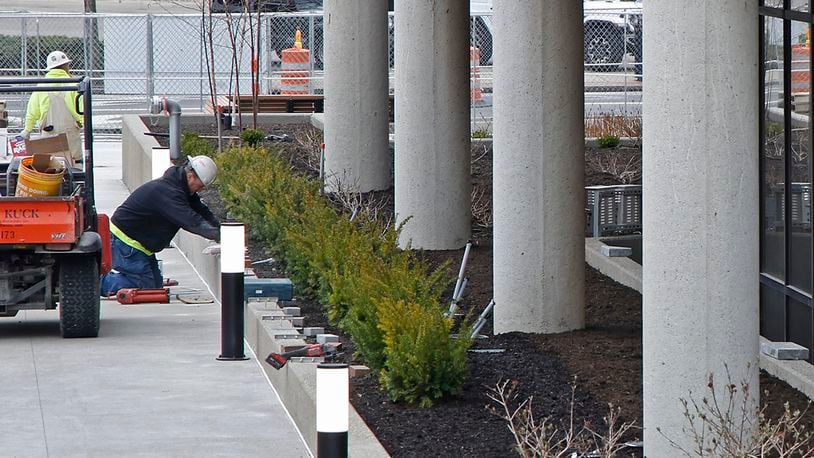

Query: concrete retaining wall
left=585, top=237, right=814, bottom=403
left=120, top=113, right=389, bottom=457
left=584, top=237, right=642, bottom=293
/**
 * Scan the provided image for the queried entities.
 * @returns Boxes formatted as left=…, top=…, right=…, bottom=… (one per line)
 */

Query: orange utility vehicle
left=0, top=77, right=111, bottom=337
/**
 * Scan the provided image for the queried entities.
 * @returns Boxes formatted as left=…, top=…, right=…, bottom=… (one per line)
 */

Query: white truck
left=472, top=0, right=642, bottom=71
left=583, top=0, right=642, bottom=72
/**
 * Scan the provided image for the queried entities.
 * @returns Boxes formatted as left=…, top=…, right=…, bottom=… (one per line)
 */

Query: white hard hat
left=46, top=50, right=72, bottom=70
left=189, top=155, right=217, bottom=187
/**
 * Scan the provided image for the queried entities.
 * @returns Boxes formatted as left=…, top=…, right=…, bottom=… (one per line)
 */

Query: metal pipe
left=470, top=299, right=495, bottom=339
left=149, top=96, right=182, bottom=161
left=0, top=76, right=85, bottom=84
left=452, top=241, right=472, bottom=299
left=445, top=276, right=468, bottom=318
left=446, top=241, right=472, bottom=316
left=454, top=277, right=468, bottom=302
left=146, top=14, right=155, bottom=102
left=81, top=77, right=95, bottom=213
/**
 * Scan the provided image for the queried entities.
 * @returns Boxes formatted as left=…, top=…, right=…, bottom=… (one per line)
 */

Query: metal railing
left=0, top=10, right=642, bottom=134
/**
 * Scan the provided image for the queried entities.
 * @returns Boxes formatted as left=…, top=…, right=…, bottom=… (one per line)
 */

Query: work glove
left=21, top=130, right=30, bottom=140
left=202, top=243, right=221, bottom=255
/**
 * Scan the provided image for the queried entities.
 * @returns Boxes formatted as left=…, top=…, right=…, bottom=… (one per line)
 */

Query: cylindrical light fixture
left=316, top=363, right=349, bottom=458
left=151, top=147, right=171, bottom=180
left=217, top=222, right=248, bottom=361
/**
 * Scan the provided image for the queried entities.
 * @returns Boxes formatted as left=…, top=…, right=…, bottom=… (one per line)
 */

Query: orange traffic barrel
left=470, top=46, right=482, bottom=103
left=792, top=43, right=810, bottom=94
left=281, top=29, right=310, bottom=95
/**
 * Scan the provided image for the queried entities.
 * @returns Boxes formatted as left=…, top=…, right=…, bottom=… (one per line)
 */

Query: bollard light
left=151, top=147, right=171, bottom=180
left=316, top=363, right=349, bottom=458
left=217, top=222, right=248, bottom=361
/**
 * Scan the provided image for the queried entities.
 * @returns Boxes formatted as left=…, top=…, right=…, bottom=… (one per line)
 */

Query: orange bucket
left=15, top=156, right=65, bottom=197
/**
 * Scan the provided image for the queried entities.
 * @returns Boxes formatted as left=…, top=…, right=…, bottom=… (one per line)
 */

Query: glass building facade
left=760, top=0, right=814, bottom=362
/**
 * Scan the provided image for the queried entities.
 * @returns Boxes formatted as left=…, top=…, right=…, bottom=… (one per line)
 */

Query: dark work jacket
left=111, top=166, right=220, bottom=253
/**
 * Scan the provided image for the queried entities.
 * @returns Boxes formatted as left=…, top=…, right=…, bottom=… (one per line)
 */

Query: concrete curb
left=584, top=237, right=642, bottom=293
left=122, top=114, right=390, bottom=458
left=760, top=336, right=814, bottom=401
left=245, top=301, right=387, bottom=457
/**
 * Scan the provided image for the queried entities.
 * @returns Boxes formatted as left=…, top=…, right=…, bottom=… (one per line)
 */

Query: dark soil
left=158, top=122, right=814, bottom=457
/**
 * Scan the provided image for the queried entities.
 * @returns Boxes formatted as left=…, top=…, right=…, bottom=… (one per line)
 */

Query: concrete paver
left=0, top=141, right=310, bottom=457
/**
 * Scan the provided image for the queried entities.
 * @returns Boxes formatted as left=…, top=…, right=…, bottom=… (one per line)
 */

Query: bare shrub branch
left=326, top=172, right=392, bottom=232
left=585, top=403, right=640, bottom=457
left=657, top=363, right=814, bottom=457
left=586, top=150, right=642, bottom=184
left=487, top=377, right=638, bottom=457
left=471, top=184, right=493, bottom=228
left=293, top=126, right=324, bottom=173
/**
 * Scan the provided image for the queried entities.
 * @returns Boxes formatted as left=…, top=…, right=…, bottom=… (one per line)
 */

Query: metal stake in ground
left=316, top=363, right=349, bottom=458
left=471, top=298, right=495, bottom=339
left=217, top=222, right=249, bottom=361
left=446, top=240, right=472, bottom=317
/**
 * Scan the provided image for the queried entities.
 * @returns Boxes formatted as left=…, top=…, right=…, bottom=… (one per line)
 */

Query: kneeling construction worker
left=101, top=156, right=220, bottom=296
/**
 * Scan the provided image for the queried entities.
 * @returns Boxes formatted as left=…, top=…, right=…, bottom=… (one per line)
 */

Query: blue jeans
left=100, top=234, right=162, bottom=296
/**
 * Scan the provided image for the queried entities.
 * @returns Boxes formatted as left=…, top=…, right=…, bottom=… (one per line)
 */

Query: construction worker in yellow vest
left=22, top=50, right=84, bottom=162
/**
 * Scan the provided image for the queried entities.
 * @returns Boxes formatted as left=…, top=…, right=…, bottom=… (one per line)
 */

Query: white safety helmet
left=46, top=50, right=72, bottom=70
left=189, top=155, right=217, bottom=187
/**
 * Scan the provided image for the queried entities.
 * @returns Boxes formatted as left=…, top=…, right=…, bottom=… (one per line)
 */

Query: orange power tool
left=116, top=288, right=170, bottom=304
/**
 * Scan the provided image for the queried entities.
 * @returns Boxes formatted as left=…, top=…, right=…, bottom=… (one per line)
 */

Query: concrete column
left=394, top=0, right=470, bottom=249
left=642, top=1, right=759, bottom=455
left=323, top=0, right=389, bottom=192
left=492, top=0, right=584, bottom=334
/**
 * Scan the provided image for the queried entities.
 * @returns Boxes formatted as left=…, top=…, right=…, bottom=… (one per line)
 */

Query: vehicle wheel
left=584, top=23, right=624, bottom=72
left=59, top=256, right=100, bottom=338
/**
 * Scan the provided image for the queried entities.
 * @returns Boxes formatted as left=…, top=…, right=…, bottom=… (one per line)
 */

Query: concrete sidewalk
left=0, top=141, right=310, bottom=457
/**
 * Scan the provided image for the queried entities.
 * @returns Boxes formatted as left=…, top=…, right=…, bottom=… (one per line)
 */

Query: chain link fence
left=0, top=10, right=641, bottom=135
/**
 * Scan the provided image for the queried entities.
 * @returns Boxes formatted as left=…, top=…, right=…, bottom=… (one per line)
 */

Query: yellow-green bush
left=180, top=132, right=215, bottom=159
left=378, top=298, right=471, bottom=407
left=215, top=144, right=472, bottom=406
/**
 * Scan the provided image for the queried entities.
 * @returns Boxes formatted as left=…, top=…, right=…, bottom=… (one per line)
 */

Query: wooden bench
left=228, top=94, right=395, bottom=121
left=230, top=95, right=324, bottom=114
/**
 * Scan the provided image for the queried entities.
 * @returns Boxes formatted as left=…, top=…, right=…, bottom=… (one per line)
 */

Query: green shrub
left=215, top=143, right=471, bottom=406
left=471, top=127, right=491, bottom=139
left=241, top=128, right=266, bottom=147
left=377, top=298, right=472, bottom=407
left=597, top=134, right=621, bottom=149
left=181, top=133, right=215, bottom=160
left=766, top=121, right=783, bottom=138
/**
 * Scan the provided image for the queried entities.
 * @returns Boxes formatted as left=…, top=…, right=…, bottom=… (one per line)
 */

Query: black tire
left=59, top=256, right=100, bottom=338
left=472, top=17, right=492, bottom=65
left=584, top=23, right=624, bottom=72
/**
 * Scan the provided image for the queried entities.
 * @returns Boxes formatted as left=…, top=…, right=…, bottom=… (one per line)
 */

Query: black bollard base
left=317, top=432, right=348, bottom=458
left=218, top=269, right=248, bottom=361
left=216, top=355, right=249, bottom=361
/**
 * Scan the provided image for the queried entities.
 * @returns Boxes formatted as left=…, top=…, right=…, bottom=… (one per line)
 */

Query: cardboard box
left=26, top=133, right=73, bottom=166
left=31, top=153, right=65, bottom=174
left=9, top=137, right=27, bottom=157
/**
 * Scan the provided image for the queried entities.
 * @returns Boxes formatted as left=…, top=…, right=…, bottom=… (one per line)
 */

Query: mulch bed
left=157, top=121, right=814, bottom=457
